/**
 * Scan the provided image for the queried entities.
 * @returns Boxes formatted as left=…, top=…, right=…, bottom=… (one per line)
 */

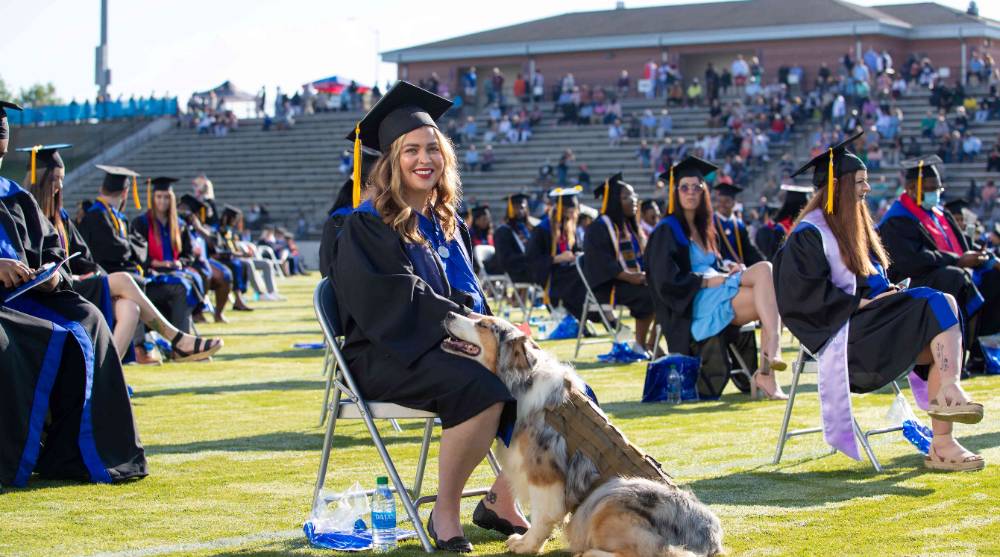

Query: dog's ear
left=510, top=336, right=536, bottom=371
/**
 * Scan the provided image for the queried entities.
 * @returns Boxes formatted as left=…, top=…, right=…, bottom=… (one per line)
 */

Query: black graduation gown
left=582, top=218, right=654, bottom=319
left=754, top=223, right=787, bottom=262
left=61, top=215, right=109, bottom=308
left=645, top=216, right=756, bottom=397
left=524, top=219, right=588, bottom=318
left=714, top=215, right=764, bottom=266
left=319, top=208, right=351, bottom=279
left=774, top=225, right=954, bottom=392
left=879, top=206, right=1000, bottom=338
left=493, top=222, right=533, bottom=283
left=0, top=179, right=146, bottom=487
left=332, top=210, right=513, bottom=429
left=77, top=201, right=192, bottom=333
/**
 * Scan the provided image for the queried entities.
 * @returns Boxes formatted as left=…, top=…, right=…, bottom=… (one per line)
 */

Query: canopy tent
left=191, top=80, right=257, bottom=118
left=308, top=76, right=371, bottom=95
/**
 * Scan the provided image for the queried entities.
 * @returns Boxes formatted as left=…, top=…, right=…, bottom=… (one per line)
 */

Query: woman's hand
left=858, top=289, right=896, bottom=309
left=0, top=258, right=32, bottom=288
left=725, top=261, right=746, bottom=275
left=553, top=251, right=576, bottom=264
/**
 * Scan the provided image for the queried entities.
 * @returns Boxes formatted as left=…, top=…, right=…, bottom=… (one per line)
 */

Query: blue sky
left=3, top=0, right=997, bottom=106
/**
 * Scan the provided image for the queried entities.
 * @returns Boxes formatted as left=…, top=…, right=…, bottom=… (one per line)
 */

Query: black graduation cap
left=943, top=197, right=968, bottom=214
left=791, top=131, right=865, bottom=213
left=345, top=81, right=452, bottom=153
left=661, top=156, right=719, bottom=214
left=221, top=204, right=242, bottom=222
left=15, top=144, right=72, bottom=185
left=178, top=193, right=206, bottom=214
left=150, top=177, right=179, bottom=191
left=714, top=183, right=743, bottom=198
left=900, top=155, right=944, bottom=206
left=505, top=192, right=530, bottom=219
left=470, top=203, right=490, bottom=219
left=0, top=100, right=22, bottom=141
left=640, top=199, right=660, bottom=212
left=593, top=172, right=630, bottom=214
left=96, top=164, right=143, bottom=209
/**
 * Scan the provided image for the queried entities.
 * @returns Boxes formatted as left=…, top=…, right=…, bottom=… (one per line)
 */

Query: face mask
left=920, top=190, right=940, bottom=210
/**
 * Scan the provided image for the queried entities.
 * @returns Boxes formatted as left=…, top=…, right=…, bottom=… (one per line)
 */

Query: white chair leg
left=773, top=346, right=805, bottom=464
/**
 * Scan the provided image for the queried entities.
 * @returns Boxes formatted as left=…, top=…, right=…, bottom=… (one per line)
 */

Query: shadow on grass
left=212, top=349, right=324, bottom=362
left=143, top=428, right=425, bottom=454
left=132, top=379, right=325, bottom=398
left=219, top=329, right=321, bottom=337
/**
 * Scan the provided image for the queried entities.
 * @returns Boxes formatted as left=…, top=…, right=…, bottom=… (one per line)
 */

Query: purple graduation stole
left=801, top=209, right=929, bottom=460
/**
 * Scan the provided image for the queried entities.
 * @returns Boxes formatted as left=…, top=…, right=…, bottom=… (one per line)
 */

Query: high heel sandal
left=170, top=332, right=224, bottom=363
left=751, top=355, right=788, bottom=400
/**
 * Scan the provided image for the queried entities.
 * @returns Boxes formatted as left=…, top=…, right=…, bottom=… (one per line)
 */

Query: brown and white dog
left=442, top=312, right=724, bottom=557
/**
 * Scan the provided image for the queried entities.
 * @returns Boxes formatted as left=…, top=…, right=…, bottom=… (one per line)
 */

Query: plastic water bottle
left=667, top=366, right=682, bottom=404
left=371, top=476, right=397, bottom=552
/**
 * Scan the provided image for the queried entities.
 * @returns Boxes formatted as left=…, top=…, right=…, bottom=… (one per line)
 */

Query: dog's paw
left=506, top=532, right=543, bottom=554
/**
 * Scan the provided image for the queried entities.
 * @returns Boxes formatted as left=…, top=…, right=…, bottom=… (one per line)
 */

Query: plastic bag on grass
left=304, top=481, right=417, bottom=551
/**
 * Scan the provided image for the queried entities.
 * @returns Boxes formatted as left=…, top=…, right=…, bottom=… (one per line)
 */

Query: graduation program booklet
left=3, top=252, right=80, bottom=303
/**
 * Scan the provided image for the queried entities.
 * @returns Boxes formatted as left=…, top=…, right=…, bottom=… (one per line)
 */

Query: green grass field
left=2, top=274, right=998, bottom=556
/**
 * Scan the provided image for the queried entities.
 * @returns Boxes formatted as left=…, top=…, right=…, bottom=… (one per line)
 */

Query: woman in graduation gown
left=583, top=172, right=655, bottom=350
left=178, top=193, right=234, bottom=323
left=774, top=135, right=984, bottom=471
left=525, top=187, right=589, bottom=319
left=493, top=193, right=534, bottom=283
left=0, top=115, right=147, bottom=485
left=213, top=206, right=256, bottom=311
left=131, top=177, right=207, bottom=317
left=646, top=156, right=786, bottom=399
left=333, top=82, right=527, bottom=552
left=755, top=184, right=812, bottom=261
left=23, top=147, right=221, bottom=363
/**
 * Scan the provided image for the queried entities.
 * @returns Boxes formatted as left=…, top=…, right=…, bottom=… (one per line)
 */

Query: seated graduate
left=878, top=156, right=1000, bottom=372
left=712, top=182, right=764, bottom=266
left=0, top=100, right=147, bottom=486
left=583, top=172, right=655, bottom=351
left=646, top=156, right=787, bottom=399
left=333, top=82, right=527, bottom=551
left=754, top=183, right=812, bottom=261
left=213, top=205, right=258, bottom=310
left=77, top=165, right=197, bottom=336
left=775, top=134, right=984, bottom=471
left=178, top=193, right=233, bottom=323
left=319, top=147, right=379, bottom=278
left=492, top=193, right=534, bottom=283
left=131, top=177, right=208, bottom=322
left=23, top=147, right=220, bottom=363
left=525, top=186, right=589, bottom=320
left=469, top=204, right=495, bottom=247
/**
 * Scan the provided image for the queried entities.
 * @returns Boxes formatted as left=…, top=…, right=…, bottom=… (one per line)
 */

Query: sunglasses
left=678, top=183, right=705, bottom=194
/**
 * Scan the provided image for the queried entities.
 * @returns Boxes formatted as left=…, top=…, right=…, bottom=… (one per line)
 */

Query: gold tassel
left=146, top=178, right=152, bottom=210
left=200, top=207, right=206, bottom=222
left=600, top=179, right=610, bottom=214
left=552, top=192, right=563, bottom=256
left=132, top=176, right=141, bottom=209
left=667, top=167, right=675, bottom=214
left=917, top=160, right=924, bottom=206
left=825, top=147, right=834, bottom=214
left=352, top=122, right=362, bottom=208
left=29, top=145, right=42, bottom=185
left=507, top=197, right=513, bottom=220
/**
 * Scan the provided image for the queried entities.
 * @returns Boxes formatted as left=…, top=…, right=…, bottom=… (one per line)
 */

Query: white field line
left=84, top=529, right=302, bottom=557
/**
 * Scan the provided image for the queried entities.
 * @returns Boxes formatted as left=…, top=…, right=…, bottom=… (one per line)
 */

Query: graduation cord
left=715, top=216, right=744, bottom=263
left=94, top=198, right=126, bottom=238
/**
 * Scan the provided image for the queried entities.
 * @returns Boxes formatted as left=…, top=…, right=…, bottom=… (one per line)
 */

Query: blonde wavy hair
left=371, top=126, right=462, bottom=244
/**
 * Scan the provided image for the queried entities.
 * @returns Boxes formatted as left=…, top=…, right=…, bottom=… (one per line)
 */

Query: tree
left=0, top=76, right=12, bottom=101
left=18, top=82, right=62, bottom=107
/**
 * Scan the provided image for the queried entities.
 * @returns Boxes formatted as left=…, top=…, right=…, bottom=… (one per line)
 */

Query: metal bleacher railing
left=9, top=97, right=179, bottom=126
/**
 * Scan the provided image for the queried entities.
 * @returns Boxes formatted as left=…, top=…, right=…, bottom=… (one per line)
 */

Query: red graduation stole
left=147, top=212, right=177, bottom=262
left=900, top=193, right=962, bottom=255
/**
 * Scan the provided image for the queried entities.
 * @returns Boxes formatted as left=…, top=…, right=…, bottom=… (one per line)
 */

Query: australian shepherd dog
left=441, top=312, right=724, bottom=557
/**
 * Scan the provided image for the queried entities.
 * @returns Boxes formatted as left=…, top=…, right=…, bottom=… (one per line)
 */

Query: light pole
left=95, top=0, right=111, bottom=100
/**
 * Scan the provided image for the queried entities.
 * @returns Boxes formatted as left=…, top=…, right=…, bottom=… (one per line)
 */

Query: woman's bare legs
left=111, top=297, right=140, bottom=357
left=915, top=294, right=981, bottom=462
left=433, top=403, right=527, bottom=541
left=107, top=272, right=218, bottom=353
left=731, top=261, right=786, bottom=397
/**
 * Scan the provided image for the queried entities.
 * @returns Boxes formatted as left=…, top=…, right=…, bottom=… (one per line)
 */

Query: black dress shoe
left=427, top=511, right=473, bottom=553
left=472, top=500, right=529, bottom=536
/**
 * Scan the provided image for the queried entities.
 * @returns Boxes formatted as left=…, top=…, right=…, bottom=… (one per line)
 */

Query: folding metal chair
left=772, top=343, right=905, bottom=472
left=573, top=254, right=625, bottom=359
left=650, top=321, right=758, bottom=386
left=473, top=245, right=541, bottom=322
left=313, top=278, right=500, bottom=552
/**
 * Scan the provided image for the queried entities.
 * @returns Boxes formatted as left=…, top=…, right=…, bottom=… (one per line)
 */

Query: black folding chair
left=312, top=278, right=500, bottom=552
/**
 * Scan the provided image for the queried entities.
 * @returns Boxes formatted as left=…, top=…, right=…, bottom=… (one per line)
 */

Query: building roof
left=382, top=0, right=1000, bottom=63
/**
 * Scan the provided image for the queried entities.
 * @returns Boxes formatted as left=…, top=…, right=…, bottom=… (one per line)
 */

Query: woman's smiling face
left=399, top=126, right=444, bottom=196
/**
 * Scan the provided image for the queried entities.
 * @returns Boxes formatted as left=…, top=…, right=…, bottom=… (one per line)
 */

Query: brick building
left=382, top=0, right=1000, bottom=99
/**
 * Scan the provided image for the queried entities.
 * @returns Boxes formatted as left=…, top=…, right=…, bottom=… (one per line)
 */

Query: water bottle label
left=372, top=510, right=396, bottom=529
